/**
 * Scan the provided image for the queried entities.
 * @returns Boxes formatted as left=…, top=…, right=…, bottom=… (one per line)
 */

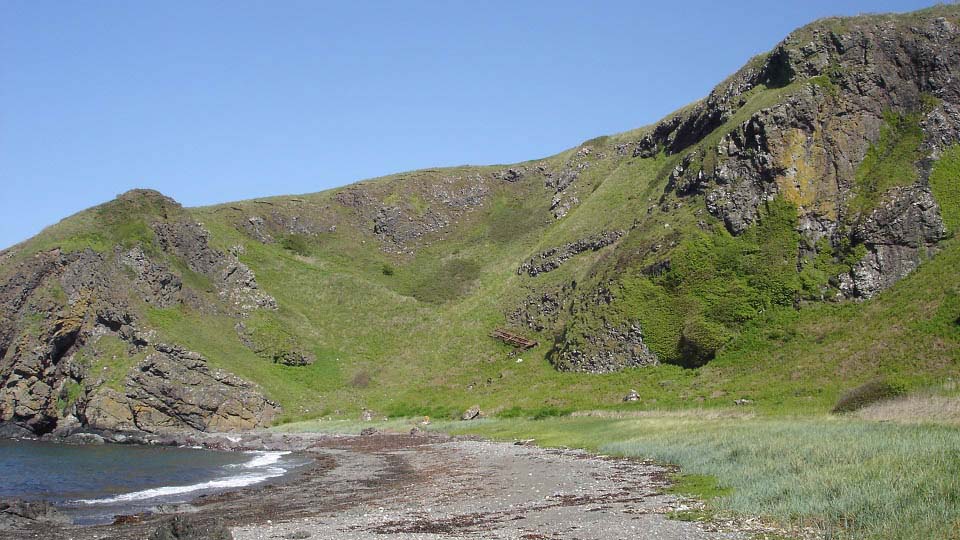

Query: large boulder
left=150, top=515, right=233, bottom=540
left=119, top=343, right=280, bottom=433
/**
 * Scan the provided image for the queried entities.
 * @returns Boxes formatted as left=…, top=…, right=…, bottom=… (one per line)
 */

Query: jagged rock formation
left=518, top=231, right=623, bottom=277
left=0, top=191, right=279, bottom=435
left=552, top=320, right=659, bottom=373
left=118, top=246, right=183, bottom=307
left=153, top=219, right=276, bottom=312
left=84, top=343, right=279, bottom=433
left=840, top=186, right=947, bottom=298
left=650, top=12, right=957, bottom=298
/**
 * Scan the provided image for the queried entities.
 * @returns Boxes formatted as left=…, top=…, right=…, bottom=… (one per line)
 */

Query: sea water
left=0, top=438, right=306, bottom=525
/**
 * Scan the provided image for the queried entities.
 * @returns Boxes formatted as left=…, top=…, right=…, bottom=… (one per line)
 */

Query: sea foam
left=74, top=451, right=290, bottom=505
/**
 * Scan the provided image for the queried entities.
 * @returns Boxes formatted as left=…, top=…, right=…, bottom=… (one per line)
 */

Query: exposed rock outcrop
left=153, top=220, right=276, bottom=312
left=509, top=285, right=573, bottom=332
left=518, top=231, right=623, bottom=277
left=552, top=321, right=659, bottom=373
left=0, top=249, right=116, bottom=434
left=0, top=191, right=282, bottom=436
left=332, top=172, right=491, bottom=253
left=0, top=498, right=70, bottom=532
left=118, top=246, right=183, bottom=307
left=839, top=186, right=947, bottom=298
left=150, top=515, right=233, bottom=540
left=654, top=11, right=959, bottom=299
left=545, top=147, right=597, bottom=219
left=84, top=343, right=279, bottom=433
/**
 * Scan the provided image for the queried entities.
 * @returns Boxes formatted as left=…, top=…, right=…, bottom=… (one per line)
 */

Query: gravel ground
left=7, top=433, right=753, bottom=540
left=232, top=437, right=744, bottom=540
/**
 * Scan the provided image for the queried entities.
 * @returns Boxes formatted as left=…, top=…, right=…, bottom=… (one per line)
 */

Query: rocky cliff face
left=655, top=11, right=957, bottom=298
left=0, top=191, right=279, bottom=436
left=84, top=343, right=278, bottom=433
left=542, top=8, right=960, bottom=371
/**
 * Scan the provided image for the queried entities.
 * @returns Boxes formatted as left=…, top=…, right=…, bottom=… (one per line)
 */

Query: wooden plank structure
left=490, top=328, right=539, bottom=350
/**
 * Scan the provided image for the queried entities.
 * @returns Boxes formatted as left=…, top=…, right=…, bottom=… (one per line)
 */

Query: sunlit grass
left=440, top=414, right=960, bottom=540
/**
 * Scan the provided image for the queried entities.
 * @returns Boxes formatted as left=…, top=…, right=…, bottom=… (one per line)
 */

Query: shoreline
left=0, top=428, right=773, bottom=540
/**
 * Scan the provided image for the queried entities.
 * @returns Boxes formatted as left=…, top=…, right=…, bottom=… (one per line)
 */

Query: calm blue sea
left=0, top=438, right=306, bottom=525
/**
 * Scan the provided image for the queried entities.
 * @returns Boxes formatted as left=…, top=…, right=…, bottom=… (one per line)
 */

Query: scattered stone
left=461, top=406, right=482, bottom=421
left=623, top=389, right=641, bottom=402
left=0, top=499, right=70, bottom=526
left=150, top=515, right=233, bottom=540
left=734, top=399, right=754, bottom=406
left=63, top=432, right=106, bottom=445
left=154, top=504, right=200, bottom=515
left=497, top=168, right=525, bottom=182
left=360, top=427, right=379, bottom=436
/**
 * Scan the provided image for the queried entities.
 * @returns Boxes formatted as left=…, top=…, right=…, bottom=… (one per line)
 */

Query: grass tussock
left=855, top=394, right=960, bottom=425
left=831, top=379, right=904, bottom=413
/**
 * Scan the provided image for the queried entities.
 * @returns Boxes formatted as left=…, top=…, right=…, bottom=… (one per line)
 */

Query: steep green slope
left=2, top=5, right=959, bottom=434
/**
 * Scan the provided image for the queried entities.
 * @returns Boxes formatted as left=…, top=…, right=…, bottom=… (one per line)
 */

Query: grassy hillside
left=2, top=5, right=958, bottom=428
left=3, top=88, right=958, bottom=426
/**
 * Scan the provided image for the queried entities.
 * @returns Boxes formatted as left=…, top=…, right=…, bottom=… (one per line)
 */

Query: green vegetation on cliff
left=1, top=2, right=957, bottom=430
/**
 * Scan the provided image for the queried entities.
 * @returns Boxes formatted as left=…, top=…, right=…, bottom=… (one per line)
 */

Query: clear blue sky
left=0, top=1, right=936, bottom=249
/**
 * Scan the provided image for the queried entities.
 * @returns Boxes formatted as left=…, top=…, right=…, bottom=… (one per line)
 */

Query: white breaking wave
left=74, top=451, right=290, bottom=505
left=235, top=450, right=289, bottom=469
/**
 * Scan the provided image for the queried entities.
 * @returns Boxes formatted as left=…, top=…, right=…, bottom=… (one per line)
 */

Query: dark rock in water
left=62, top=432, right=106, bottom=445
left=0, top=422, right=34, bottom=439
left=151, top=515, right=233, bottom=540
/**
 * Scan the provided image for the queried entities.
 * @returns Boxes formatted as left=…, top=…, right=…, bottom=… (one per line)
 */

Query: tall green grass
left=447, top=415, right=960, bottom=540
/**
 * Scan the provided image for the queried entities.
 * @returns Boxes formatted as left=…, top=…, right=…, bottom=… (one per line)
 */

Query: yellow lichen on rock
left=773, top=128, right=837, bottom=220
